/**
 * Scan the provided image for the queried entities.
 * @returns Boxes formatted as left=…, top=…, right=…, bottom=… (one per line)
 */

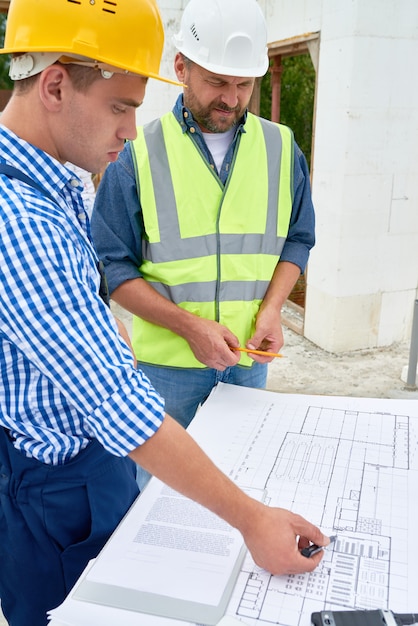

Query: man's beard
left=185, top=92, right=243, bottom=133
left=199, top=104, right=242, bottom=133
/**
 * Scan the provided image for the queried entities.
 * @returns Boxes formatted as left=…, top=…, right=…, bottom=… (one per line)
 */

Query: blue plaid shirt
left=0, top=125, right=165, bottom=465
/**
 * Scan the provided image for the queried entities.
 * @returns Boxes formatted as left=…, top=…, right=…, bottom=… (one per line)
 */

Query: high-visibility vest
left=131, top=112, right=294, bottom=367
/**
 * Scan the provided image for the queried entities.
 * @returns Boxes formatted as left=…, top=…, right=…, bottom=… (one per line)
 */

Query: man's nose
left=220, top=85, right=239, bottom=109
left=120, top=109, right=138, bottom=141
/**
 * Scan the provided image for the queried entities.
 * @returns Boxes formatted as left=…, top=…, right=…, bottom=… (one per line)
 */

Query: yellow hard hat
left=0, top=0, right=181, bottom=86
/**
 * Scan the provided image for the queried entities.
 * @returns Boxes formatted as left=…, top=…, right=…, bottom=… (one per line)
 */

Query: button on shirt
left=0, top=125, right=165, bottom=465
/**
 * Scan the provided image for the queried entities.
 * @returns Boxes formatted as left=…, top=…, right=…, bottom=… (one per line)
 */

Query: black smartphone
left=311, top=609, right=397, bottom=626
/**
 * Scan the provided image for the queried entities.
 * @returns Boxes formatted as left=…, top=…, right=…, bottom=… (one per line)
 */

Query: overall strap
left=0, top=162, right=111, bottom=307
left=0, top=162, right=57, bottom=204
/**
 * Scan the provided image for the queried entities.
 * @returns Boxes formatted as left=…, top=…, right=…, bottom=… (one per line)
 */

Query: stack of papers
left=48, top=476, right=256, bottom=625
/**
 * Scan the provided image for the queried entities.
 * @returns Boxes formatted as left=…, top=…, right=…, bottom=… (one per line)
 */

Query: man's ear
left=38, top=65, right=69, bottom=112
left=174, top=52, right=186, bottom=83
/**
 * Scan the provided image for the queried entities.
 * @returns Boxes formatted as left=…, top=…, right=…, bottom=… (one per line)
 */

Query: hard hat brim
left=0, top=45, right=184, bottom=87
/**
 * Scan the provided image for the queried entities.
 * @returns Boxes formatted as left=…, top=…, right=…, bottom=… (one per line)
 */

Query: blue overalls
left=0, top=163, right=140, bottom=624
left=0, top=427, right=139, bottom=626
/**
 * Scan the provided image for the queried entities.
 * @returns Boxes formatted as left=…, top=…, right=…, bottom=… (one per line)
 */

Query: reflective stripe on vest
left=131, top=112, right=294, bottom=367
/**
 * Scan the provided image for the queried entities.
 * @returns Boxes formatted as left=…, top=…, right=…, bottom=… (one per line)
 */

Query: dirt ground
left=267, top=324, right=417, bottom=400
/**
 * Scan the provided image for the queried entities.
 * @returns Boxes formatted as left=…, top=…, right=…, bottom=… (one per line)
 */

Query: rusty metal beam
left=270, top=55, right=282, bottom=123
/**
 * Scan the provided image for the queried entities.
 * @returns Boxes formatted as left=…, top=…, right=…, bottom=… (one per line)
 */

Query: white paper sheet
left=71, top=476, right=255, bottom=624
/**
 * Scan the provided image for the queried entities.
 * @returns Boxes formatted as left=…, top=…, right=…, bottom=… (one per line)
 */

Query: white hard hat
left=173, top=0, right=269, bottom=77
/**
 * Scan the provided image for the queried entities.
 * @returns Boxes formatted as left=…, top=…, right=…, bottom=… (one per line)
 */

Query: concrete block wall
left=266, top=0, right=418, bottom=352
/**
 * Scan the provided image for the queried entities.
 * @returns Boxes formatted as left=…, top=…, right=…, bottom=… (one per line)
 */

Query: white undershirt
left=203, top=127, right=236, bottom=174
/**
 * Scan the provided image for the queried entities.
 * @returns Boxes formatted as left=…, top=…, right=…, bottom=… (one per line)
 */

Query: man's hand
left=184, top=317, right=241, bottom=370
left=240, top=501, right=330, bottom=574
left=246, top=260, right=301, bottom=363
left=246, top=306, right=283, bottom=363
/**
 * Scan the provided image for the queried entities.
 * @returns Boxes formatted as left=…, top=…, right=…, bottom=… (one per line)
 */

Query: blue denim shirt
left=91, top=94, right=315, bottom=294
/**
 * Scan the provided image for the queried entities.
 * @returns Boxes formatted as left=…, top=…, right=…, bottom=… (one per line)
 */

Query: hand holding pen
left=301, top=535, right=337, bottom=558
left=231, top=346, right=283, bottom=358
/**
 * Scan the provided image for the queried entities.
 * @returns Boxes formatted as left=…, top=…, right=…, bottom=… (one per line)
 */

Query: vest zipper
left=214, top=133, right=241, bottom=322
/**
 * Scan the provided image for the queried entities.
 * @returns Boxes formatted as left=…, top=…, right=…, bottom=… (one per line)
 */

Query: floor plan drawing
left=49, top=384, right=418, bottom=626
left=190, top=384, right=418, bottom=626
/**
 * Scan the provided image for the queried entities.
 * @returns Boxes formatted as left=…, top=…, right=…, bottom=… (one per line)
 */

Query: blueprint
left=48, top=383, right=418, bottom=626
left=188, top=383, right=418, bottom=626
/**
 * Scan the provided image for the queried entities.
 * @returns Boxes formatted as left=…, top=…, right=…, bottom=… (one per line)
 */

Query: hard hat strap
left=9, top=52, right=135, bottom=81
left=9, top=52, right=62, bottom=80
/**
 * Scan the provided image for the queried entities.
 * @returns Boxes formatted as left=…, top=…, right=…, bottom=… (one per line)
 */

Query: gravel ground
left=267, top=325, right=417, bottom=400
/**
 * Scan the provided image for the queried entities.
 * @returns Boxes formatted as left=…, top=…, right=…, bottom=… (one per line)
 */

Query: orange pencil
left=231, top=346, right=283, bottom=358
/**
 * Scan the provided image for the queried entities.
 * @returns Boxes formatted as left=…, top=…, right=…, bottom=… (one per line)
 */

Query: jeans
left=135, top=362, right=267, bottom=490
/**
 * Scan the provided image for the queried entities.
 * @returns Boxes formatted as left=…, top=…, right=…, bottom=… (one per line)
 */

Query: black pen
left=301, top=534, right=337, bottom=558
